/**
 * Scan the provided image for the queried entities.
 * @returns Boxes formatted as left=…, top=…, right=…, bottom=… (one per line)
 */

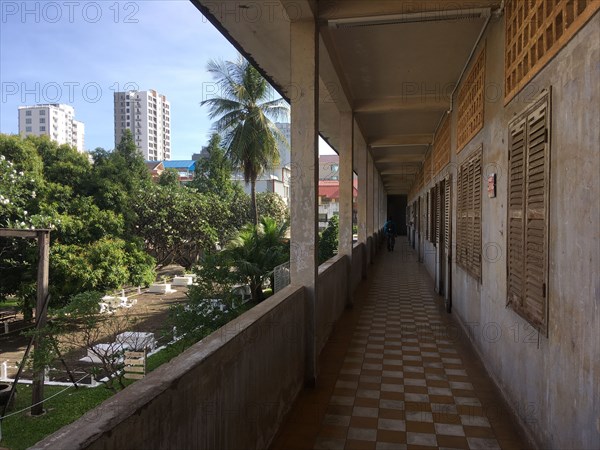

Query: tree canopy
left=201, top=57, right=289, bottom=225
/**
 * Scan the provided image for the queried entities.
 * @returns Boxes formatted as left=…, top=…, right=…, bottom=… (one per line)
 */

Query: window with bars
left=456, top=145, right=482, bottom=280
left=507, top=90, right=551, bottom=335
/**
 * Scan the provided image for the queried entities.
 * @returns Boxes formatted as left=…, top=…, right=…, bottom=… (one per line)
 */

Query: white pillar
left=290, top=16, right=319, bottom=385
left=339, top=111, right=353, bottom=305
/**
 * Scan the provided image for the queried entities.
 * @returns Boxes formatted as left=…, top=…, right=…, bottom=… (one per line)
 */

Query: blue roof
left=162, top=160, right=196, bottom=170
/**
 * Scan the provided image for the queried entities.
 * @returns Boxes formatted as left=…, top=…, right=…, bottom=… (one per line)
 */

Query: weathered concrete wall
left=32, top=285, right=306, bottom=450
left=316, top=254, right=348, bottom=355
left=352, top=243, right=365, bottom=291
left=422, top=240, right=437, bottom=282
left=447, top=12, right=600, bottom=450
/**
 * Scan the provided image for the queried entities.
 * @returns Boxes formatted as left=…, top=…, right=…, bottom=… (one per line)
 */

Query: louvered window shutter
left=507, top=117, right=526, bottom=309
left=445, top=175, right=452, bottom=253
left=472, top=151, right=482, bottom=277
left=434, top=184, right=440, bottom=246
left=456, top=147, right=482, bottom=279
left=425, top=193, right=428, bottom=240
left=456, top=166, right=463, bottom=266
left=507, top=91, right=550, bottom=335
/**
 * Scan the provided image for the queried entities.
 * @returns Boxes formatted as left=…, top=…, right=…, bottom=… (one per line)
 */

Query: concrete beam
left=290, top=16, right=319, bottom=386
left=280, top=0, right=316, bottom=21
left=319, top=1, right=498, bottom=21
left=369, top=134, right=434, bottom=147
left=354, top=95, right=449, bottom=114
left=319, top=34, right=352, bottom=113
left=375, top=155, right=426, bottom=164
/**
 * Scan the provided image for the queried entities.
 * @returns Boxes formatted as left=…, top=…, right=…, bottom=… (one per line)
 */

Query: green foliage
left=131, top=183, right=217, bottom=267
left=201, top=57, right=289, bottom=225
left=256, top=192, right=289, bottom=225
left=0, top=134, right=154, bottom=307
left=198, top=217, right=289, bottom=303
left=50, top=238, right=155, bottom=299
left=191, top=133, right=237, bottom=198
left=87, top=130, right=150, bottom=227
left=0, top=135, right=44, bottom=227
left=158, top=168, right=180, bottom=187
left=319, top=215, right=339, bottom=264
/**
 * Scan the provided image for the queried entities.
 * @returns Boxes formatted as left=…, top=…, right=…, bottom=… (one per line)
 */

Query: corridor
left=272, top=239, right=527, bottom=450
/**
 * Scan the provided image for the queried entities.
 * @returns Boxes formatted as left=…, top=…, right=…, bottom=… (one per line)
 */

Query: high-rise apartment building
left=114, top=89, right=171, bottom=161
left=18, top=104, right=85, bottom=152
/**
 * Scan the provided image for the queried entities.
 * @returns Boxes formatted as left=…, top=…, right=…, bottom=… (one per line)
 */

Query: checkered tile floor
left=272, top=240, right=526, bottom=450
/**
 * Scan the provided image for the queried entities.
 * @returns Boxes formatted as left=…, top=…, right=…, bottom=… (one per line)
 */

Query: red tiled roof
left=319, top=180, right=358, bottom=200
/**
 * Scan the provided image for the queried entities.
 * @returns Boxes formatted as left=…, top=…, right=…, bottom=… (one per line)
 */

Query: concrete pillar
left=338, top=111, right=353, bottom=306
left=356, top=129, right=368, bottom=246
left=375, top=168, right=380, bottom=233
left=367, top=154, right=374, bottom=238
left=381, top=178, right=386, bottom=229
left=290, top=17, right=318, bottom=386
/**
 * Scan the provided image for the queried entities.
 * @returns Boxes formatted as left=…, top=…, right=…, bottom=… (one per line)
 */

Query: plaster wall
left=447, top=13, right=600, bottom=449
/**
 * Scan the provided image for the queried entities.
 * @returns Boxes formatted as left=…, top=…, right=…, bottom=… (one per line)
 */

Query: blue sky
left=0, top=1, right=244, bottom=158
left=0, top=0, right=335, bottom=159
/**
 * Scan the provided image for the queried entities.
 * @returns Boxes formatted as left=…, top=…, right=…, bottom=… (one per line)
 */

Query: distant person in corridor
left=384, top=216, right=397, bottom=252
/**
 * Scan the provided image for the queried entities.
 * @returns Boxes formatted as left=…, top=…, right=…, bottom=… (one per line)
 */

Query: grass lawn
left=0, top=384, right=113, bottom=450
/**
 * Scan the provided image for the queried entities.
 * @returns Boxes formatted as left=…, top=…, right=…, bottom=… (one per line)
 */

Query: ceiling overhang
left=192, top=0, right=502, bottom=194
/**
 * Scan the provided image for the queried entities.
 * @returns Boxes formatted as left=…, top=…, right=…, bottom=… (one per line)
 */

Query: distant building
left=18, top=104, right=85, bottom=152
left=318, top=178, right=358, bottom=231
left=114, top=89, right=171, bottom=161
left=319, top=154, right=339, bottom=180
left=162, top=160, right=196, bottom=185
left=317, top=154, right=356, bottom=230
left=145, top=161, right=165, bottom=181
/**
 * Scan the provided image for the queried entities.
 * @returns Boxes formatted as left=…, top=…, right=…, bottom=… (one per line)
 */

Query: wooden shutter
left=524, top=97, right=550, bottom=332
left=435, top=183, right=442, bottom=246
left=425, top=191, right=430, bottom=241
left=507, top=91, right=550, bottom=335
left=432, top=188, right=435, bottom=243
left=456, top=166, right=464, bottom=266
left=444, top=175, right=452, bottom=253
left=456, top=146, right=482, bottom=280
left=472, top=151, right=482, bottom=278
left=507, top=117, right=526, bottom=308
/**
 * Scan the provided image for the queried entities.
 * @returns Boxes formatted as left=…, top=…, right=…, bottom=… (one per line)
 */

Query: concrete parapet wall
left=316, top=254, right=349, bottom=355
left=32, top=285, right=306, bottom=450
left=352, top=243, right=365, bottom=290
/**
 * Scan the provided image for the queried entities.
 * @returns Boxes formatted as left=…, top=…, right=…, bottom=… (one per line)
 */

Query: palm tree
left=201, top=56, right=289, bottom=225
left=225, top=217, right=289, bottom=302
